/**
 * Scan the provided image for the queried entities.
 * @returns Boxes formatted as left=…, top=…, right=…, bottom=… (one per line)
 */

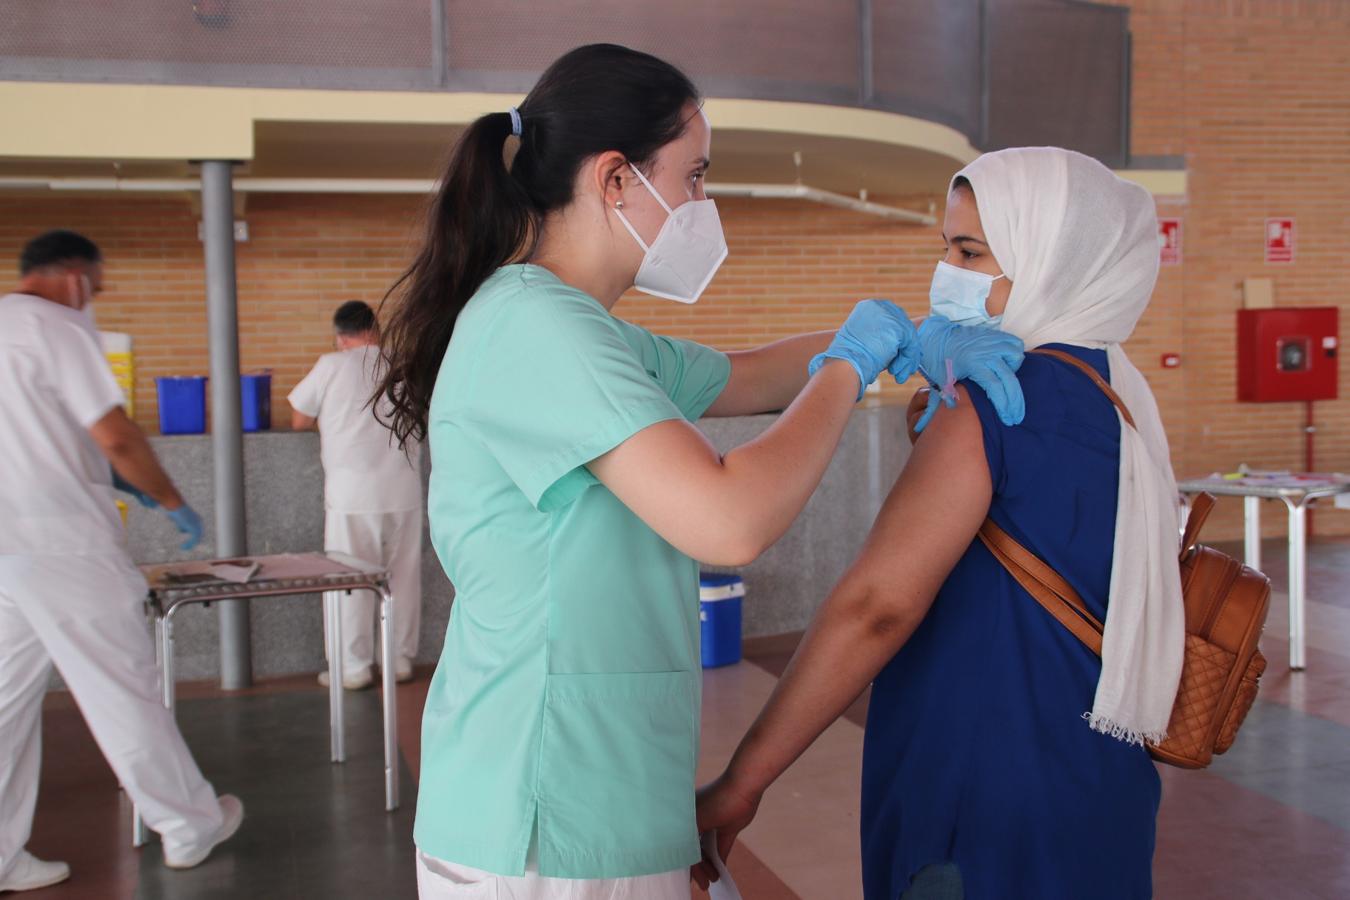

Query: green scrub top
left=414, top=264, right=732, bottom=879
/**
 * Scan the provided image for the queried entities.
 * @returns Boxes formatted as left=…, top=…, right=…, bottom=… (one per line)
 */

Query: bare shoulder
left=914, top=385, right=984, bottom=450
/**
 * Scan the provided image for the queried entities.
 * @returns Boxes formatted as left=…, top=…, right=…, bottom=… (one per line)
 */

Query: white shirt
left=0, top=293, right=126, bottom=555
left=288, top=346, right=422, bottom=513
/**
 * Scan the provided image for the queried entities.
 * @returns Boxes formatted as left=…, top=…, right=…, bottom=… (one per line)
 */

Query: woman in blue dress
left=696, top=147, right=1186, bottom=899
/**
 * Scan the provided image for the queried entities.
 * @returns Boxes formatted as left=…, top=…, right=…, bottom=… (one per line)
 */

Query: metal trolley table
left=131, top=551, right=399, bottom=847
left=1177, top=473, right=1350, bottom=671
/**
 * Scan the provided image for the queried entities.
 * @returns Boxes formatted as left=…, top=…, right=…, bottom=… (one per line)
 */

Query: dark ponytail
left=376, top=44, right=700, bottom=446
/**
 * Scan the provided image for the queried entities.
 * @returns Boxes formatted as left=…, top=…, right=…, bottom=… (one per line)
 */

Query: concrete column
left=201, top=159, right=252, bottom=689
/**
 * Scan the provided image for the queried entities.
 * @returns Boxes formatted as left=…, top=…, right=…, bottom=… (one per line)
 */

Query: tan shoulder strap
left=975, top=349, right=1190, bottom=655
left=1030, top=348, right=1137, bottom=430
left=978, top=519, right=1104, bottom=655
left=1181, top=492, right=1216, bottom=558
left=977, top=348, right=1125, bottom=653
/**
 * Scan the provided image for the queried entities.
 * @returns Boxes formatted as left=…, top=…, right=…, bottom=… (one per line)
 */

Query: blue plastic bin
left=155, top=376, right=207, bottom=434
left=240, top=372, right=272, bottom=432
left=699, top=573, right=745, bottom=668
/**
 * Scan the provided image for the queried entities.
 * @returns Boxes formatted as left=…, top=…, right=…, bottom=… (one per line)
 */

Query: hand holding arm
left=913, top=316, right=1026, bottom=434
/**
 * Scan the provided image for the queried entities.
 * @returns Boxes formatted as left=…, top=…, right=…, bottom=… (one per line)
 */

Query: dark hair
left=20, top=229, right=102, bottom=275
left=375, top=43, right=700, bottom=446
left=333, top=299, right=377, bottom=335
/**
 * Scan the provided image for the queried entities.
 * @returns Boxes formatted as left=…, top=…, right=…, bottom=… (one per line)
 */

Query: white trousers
left=416, top=850, right=689, bottom=900
left=324, top=508, right=423, bottom=674
left=0, top=553, right=223, bottom=880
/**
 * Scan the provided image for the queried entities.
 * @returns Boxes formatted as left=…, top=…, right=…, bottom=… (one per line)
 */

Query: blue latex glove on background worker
left=112, top=472, right=205, bottom=550
left=910, top=314, right=1026, bottom=434
left=809, top=299, right=920, bottom=400
left=166, top=505, right=205, bottom=551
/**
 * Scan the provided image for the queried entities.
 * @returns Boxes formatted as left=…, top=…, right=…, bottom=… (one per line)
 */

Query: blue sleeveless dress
left=861, top=345, right=1161, bottom=900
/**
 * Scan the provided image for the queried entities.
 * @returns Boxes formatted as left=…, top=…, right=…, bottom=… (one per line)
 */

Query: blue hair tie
left=508, top=107, right=522, bottom=137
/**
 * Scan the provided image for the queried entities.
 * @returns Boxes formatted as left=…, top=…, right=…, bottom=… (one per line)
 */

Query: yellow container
left=100, top=332, right=135, bottom=418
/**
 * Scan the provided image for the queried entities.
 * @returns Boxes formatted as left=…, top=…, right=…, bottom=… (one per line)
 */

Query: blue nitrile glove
left=164, top=504, right=204, bottom=551
left=111, top=471, right=158, bottom=509
left=808, top=299, right=920, bottom=401
left=912, top=315, right=1026, bottom=434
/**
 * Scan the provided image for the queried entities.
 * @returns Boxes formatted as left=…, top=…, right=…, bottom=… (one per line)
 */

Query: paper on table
left=701, top=831, right=742, bottom=900
left=158, top=559, right=259, bottom=585
left=209, top=561, right=259, bottom=584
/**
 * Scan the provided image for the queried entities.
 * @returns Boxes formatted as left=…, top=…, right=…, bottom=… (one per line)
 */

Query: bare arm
left=588, top=360, right=860, bottom=566
left=88, top=407, right=186, bottom=509
left=722, top=386, right=991, bottom=798
left=291, top=410, right=317, bottom=430
left=705, top=331, right=834, bottom=418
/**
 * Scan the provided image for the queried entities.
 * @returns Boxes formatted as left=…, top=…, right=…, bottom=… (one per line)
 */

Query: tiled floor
left=15, top=536, right=1350, bottom=898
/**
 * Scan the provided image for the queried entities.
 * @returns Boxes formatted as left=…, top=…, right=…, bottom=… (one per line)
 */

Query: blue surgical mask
left=928, top=260, right=1006, bottom=326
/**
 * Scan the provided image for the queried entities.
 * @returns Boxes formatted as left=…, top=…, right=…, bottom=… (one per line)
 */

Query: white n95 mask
left=929, top=260, right=1006, bottom=326
left=613, top=164, right=728, bottom=304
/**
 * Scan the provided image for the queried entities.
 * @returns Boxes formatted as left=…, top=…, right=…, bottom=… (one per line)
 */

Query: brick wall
left=0, top=193, right=420, bottom=434
left=0, top=191, right=940, bottom=426
left=3, top=1, right=1348, bottom=540
left=1118, top=0, right=1350, bottom=538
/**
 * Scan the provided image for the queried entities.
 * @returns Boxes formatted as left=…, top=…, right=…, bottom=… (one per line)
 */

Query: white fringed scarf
left=955, top=148, right=1185, bottom=745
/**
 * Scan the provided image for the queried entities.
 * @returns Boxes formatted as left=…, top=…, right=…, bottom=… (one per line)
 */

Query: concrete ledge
left=125, top=405, right=911, bottom=681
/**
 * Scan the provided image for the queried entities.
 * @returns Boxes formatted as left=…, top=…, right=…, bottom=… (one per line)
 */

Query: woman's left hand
left=913, top=315, right=1026, bottom=433
left=690, top=772, right=762, bottom=890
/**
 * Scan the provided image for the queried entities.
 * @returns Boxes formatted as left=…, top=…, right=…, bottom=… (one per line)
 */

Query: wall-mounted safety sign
left=1265, top=218, right=1295, bottom=264
left=1158, top=218, right=1182, bottom=265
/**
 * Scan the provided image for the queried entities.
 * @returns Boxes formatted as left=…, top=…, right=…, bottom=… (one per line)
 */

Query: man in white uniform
left=0, top=231, right=243, bottom=892
left=290, top=301, right=423, bottom=691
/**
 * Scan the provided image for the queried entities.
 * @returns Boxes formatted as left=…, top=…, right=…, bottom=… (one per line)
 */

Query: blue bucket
left=699, top=573, right=745, bottom=668
left=240, top=371, right=272, bottom=432
left=155, top=376, right=207, bottom=434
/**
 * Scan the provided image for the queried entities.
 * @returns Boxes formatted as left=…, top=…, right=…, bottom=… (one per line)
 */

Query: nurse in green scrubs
left=376, top=44, right=1020, bottom=900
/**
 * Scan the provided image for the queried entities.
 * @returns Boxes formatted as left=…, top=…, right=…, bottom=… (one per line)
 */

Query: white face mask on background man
left=67, top=271, right=97, bottom=329
left=928, top=260, right=1006, bottom=327
left=612, top=163, right=728, bottom=305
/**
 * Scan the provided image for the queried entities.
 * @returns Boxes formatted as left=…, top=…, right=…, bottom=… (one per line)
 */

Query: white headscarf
left=954, top=147, right=1184, bottom=745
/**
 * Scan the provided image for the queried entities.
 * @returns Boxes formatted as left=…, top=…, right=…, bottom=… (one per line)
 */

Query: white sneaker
left=394, top=656, right=414, bottom=683
left=163, top=794, right=245, bottom=870
left=0, top=851, right=70, bottom=892
left=316, top=666, right=374, bottom=691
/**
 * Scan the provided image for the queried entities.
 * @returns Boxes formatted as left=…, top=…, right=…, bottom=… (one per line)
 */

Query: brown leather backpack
left=976, top=348, right=1272, bottom=769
